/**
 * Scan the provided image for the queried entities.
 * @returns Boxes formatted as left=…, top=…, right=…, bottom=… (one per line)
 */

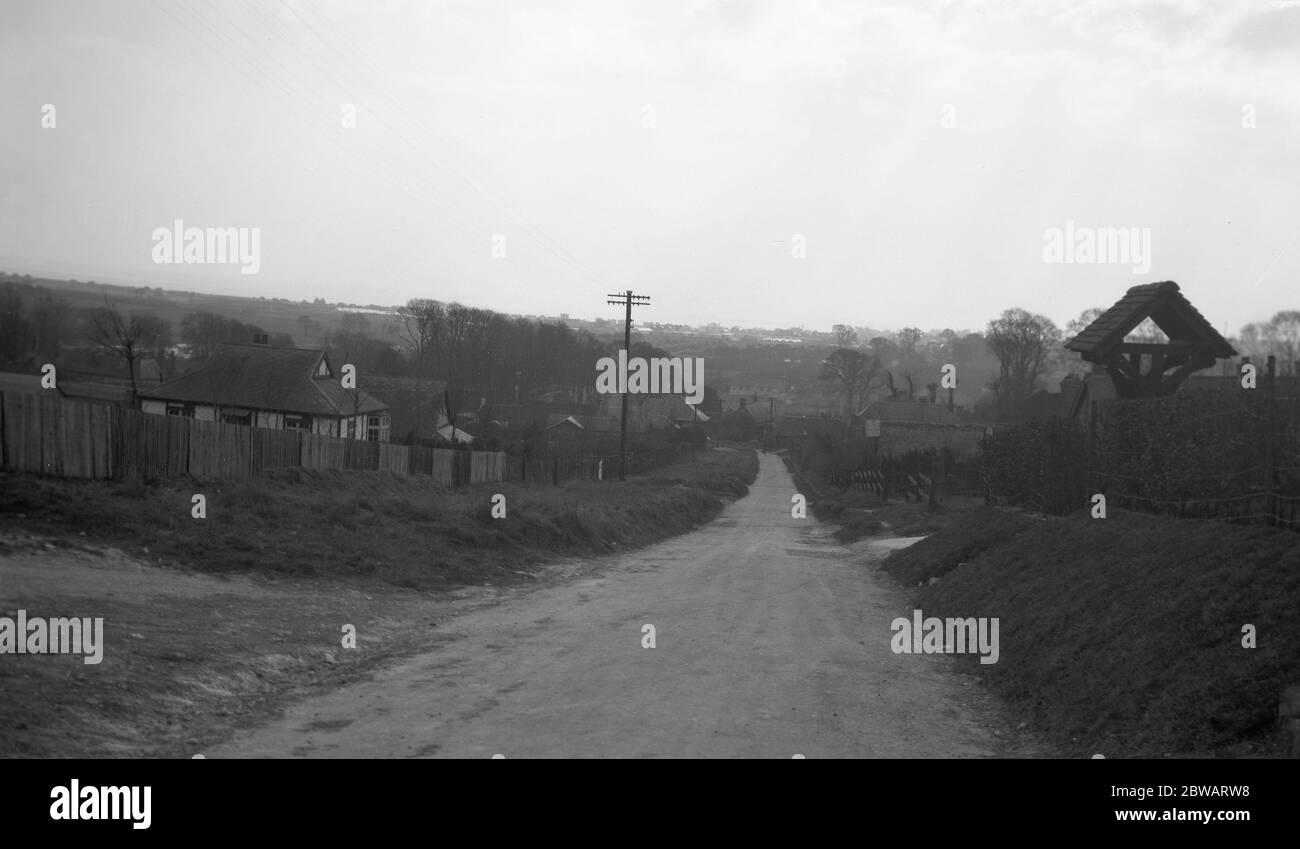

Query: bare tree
left=832, top=324, right=858, bottom=348
left=1268, top=310, right=1300, bottom=374
left=396, top=298, right=443, bottom=379
left=1234, top=311, right=1300, bottom=374
left=819, top=348, right=882, bottom=424
left=986, top=308, right=1060, bottom=405
left=1065, top=307, right=1105, bottom=342
left=895, top=326, right=922, bottom=354
left=88, top=299, right=168, bottom=398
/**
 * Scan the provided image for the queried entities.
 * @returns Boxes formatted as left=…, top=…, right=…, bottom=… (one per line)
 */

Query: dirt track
left=206, top=453, right=1015, bottom=758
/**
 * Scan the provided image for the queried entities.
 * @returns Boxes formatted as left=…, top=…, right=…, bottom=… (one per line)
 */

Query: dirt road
left=208, top=453, right=1006, bottom=758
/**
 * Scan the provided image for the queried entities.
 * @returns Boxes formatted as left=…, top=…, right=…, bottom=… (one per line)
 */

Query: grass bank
left=0, top=447, right=758, bottom=591
left=881, top=507, right=1300, bottom=757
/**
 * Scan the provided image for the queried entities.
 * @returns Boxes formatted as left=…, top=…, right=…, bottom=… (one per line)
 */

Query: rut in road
left=209, top=452, right=1002, bottom=758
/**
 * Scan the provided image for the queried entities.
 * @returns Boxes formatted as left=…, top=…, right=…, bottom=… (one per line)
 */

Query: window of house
left=284, top=414, right=310, bottom=431
left=366, top=415, right=381, bottom=442
left=165, top=403, right=193, bottom=418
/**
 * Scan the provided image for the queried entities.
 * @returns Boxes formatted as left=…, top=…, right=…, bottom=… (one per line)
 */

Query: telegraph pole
left=768, top=396, right=775, bottom=452
left=606, top=290, right=651, bottom=480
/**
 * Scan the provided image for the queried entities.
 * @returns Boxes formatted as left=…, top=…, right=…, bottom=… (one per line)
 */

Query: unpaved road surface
left=209, top=454, right=1011, bottom=758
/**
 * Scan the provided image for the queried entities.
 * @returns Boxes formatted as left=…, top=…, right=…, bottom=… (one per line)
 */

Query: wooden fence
left=0, top=391, right=709, bottom=489
left=0, top=391, right=507, bottom=487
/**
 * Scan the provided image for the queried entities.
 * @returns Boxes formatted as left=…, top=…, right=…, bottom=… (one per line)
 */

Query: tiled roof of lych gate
left=138, top=344, right=388, bottom=416
left=1064, top=281, right=1237, bottom=358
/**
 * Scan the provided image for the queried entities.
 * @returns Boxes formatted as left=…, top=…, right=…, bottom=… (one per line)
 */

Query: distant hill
left=0, top=273, right=397, bottom=348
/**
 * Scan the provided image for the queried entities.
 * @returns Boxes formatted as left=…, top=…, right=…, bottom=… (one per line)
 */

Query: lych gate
left=1064, top=281, right=1237, bottom=398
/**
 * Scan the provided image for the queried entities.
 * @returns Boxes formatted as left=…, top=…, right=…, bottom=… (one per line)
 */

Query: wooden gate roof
left=1064, top=281, right=1236, bottom=360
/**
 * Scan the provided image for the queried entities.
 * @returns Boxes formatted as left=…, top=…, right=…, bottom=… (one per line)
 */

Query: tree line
left=817, top=305, right=1300, bottom=426
left=0, top=283, right=617, bottom=410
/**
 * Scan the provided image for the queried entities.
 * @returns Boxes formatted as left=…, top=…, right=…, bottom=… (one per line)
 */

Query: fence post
left=927, top=448, right=939, bottom=511
left=1266, top=355, right=1277, bottom=527
left=1087, top=402, right=1096, bottom=507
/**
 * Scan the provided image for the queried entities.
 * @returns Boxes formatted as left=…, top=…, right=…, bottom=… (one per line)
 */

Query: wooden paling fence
left=0, top=391, right=506, bottom=486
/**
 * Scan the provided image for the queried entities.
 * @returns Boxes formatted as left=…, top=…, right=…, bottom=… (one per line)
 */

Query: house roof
left=495, top=400, right=596, bottom=430
left=860, top=400, right=959, bottom=424
left=62, top=382, right=133, bottom=405
left=646, top=395, right=711, bottom=423
left=545, top=412, right=633, bottom=433
left=1013, top=376, right=1086, bottom=420
left=138, top=344, right=388, bottom=416
left=546, top=415, right=585, bottom=431
left=0, top=372, right=132, bottom=405
left=359, top=375, right=446, bottom=441
left=435, top=424, right=475, bottom=444
left=1064, top=281, right=1237, bottom=359
left=0, top=372, right=44, bottom=395
left=1067, top=371, right=1118, bottom=418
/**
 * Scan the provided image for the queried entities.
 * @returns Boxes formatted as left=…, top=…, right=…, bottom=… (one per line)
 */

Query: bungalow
left=137, top=343, right=391, bottom=441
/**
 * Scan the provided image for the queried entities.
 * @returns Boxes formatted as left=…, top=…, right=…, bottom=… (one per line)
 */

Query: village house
left=594, top=392, right=709, bottom=433
left=137, top=343, right=391, bottom=441
left=355, top=374, right=447, bottom=444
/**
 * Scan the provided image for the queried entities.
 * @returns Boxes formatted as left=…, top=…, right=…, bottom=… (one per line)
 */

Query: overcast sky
left=2, top=0, right=1298, bottom=334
